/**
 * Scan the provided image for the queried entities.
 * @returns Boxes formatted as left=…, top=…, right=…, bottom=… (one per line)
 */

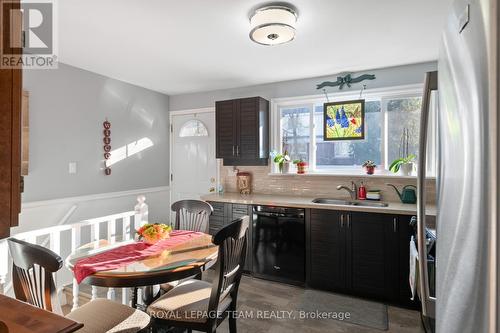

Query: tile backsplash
left=220, top=163, right=436, bottom=204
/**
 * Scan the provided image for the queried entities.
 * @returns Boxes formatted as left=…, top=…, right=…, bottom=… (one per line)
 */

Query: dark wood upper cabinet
left=215, top=99, right=237, bottom=160
left=215, top=97, right=269, bottom=166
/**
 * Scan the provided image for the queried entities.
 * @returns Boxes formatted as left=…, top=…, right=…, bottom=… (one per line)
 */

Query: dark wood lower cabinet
left=207, top=203, right=415, bottom=307
left=207, top=201, right=253, bottom=271
left=348, top=212, right=400, bottom=302
left=308, top=209, right=415, bottom=307
left=309, top=209, right=347, bottom=291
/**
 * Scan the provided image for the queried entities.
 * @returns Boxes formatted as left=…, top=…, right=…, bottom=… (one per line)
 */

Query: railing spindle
left=108, top=219, right=116, bottom=244
left=49, top=232, right=61, bottom=255
left=49, top=232, right=61, bottom=293
left=122, top=287, right=130, bottom=306
left=93, top=222, right=100, bottom=242
left=107, top=287, right=115, bottom=301
left=70, top=226, right=81, bottom=311
left=91, top=286, right=98, bottom=300
left=123, top=216, right=131, bottom=241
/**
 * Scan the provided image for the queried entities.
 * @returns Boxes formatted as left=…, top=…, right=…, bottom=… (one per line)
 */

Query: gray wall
left=169, top=61, right=437, bottom=110
left=23, top=63, right=170, bottom=202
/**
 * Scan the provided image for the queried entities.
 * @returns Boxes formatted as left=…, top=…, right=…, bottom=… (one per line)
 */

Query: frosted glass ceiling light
left=250, top=5, right=298, bottom=46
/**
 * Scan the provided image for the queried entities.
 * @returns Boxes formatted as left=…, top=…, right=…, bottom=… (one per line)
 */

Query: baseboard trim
left=22, top=186, right=170, bottom=209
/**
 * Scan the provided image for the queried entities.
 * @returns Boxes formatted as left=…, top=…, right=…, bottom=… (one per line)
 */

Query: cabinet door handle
left=347, top=213, right=351, bottom=228
left=232, top=145, right=235, bottom=156
left=340, top=214, right=344, bottom=228
left=236, top=145, right=239, bottom=156
left=393, top=218, right=398, bottom=232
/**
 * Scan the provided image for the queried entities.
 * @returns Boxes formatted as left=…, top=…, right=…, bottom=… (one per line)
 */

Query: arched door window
left=179, top=119, right=209, bottom=137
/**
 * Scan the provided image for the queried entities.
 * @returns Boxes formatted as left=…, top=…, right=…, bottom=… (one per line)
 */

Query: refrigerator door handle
left=417, top=71, right=438, bottom=317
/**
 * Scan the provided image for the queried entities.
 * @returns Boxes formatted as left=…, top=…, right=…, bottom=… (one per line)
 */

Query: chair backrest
left=7, top=238, right=63, bottom=314
left=208, top=216, right=249, bottom=322
left=171, top=200, right=213, bottom=233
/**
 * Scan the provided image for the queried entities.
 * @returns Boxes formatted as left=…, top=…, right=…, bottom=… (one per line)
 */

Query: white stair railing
left=0, top=195, right=149, bottom=311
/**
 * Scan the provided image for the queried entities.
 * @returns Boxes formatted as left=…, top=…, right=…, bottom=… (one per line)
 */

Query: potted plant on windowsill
left=293, top=159, right=308, bottom=174
left=389, top=154, right=416, bottom=176
left=362, top=160, right=377, bottom=175
left=389, top=128, right=416, bottom=176
left=270, top=150, right=291, bottom=173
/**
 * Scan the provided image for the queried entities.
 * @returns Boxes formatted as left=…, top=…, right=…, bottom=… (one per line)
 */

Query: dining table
left=66, top=231, right=218, bottom=307
left=0, top=294, right=83, bottom=333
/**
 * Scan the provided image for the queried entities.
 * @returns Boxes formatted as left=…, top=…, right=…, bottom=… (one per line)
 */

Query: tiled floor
left=209, top=275, right=424, bottom=333
left=65, top=274, right=424, bottom=332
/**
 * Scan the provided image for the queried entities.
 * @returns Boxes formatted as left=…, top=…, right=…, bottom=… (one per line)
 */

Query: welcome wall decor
left=103, top=119, right=112, bottom=175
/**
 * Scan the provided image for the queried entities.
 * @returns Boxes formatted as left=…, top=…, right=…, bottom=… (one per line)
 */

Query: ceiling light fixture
left=249, top=5, right=298, bottom=46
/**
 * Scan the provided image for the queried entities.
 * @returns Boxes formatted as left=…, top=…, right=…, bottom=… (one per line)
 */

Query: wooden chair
left=160, top=200, right=214, bottom=293
left=171, top=199, right=213, bottom=233
left=8, top=238, right=151, bottom=333
left=147, top=216, right=250, bottom=333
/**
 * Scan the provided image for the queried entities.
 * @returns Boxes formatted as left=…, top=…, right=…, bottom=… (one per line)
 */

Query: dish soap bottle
left=358, top=181, right=367, bottom=200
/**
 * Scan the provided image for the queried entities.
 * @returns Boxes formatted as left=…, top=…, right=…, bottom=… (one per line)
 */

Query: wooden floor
left=64, top=274, right=424, bottom=333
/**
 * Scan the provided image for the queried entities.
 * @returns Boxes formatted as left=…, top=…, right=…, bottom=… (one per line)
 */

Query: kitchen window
left=272, top=85, right=436, bottom=176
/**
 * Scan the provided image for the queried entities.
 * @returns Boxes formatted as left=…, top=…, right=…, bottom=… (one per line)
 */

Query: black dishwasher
left=252, top=205, right=305, bottom=285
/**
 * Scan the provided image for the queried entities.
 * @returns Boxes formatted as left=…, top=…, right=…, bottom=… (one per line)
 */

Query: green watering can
left=386, top=184, right=417, bottom=204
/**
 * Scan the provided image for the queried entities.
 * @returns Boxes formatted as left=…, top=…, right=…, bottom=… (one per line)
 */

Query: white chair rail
left=0, top=196, right=149, bottom=311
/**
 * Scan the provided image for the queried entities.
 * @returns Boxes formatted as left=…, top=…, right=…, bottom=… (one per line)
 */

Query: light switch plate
left=69, top=162, right=77, bottom=174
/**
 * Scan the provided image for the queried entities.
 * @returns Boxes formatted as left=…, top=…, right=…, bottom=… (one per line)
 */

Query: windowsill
left=267, top=171, right=436, bottom=180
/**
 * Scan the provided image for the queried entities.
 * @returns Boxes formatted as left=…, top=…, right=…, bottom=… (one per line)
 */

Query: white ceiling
left=58, top=0, right=453, bottom=95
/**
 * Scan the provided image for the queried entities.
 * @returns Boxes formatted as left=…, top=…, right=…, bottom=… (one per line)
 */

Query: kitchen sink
left=311, top=198, right=352, bottom=205
left=312, top=198, right=389, bottom=208
left=351, top=201, right=389, bottom=207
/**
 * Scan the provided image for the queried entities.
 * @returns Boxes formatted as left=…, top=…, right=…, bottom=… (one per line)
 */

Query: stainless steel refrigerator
left=417, top=0, right=499, bottom=332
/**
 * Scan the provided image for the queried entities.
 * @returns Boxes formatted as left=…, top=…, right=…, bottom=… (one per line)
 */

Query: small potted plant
left=389, top=128, right=416, bottom=176
left=362, top=160, right=377, bottom=175
left=136, top=223, right=172, bottom=244
left=293, top=159, right=308, bottom=174
left=270, top=150, right=291, bottom=173
left=389, top=154, right=416, bottom=176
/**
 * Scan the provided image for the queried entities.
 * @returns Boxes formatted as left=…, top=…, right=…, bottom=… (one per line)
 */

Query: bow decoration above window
left=317, top=74, right=376, bottom=90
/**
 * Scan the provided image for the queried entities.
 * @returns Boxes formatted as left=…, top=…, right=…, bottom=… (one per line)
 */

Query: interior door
left=170, top=112, right=216, bottom=204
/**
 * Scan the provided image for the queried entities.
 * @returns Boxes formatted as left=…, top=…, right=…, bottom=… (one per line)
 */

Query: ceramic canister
left=236, top=172, right=252, bottom=194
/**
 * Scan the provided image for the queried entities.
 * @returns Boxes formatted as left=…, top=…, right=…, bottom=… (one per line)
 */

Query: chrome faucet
left=337, top=181, right=357, bottom=200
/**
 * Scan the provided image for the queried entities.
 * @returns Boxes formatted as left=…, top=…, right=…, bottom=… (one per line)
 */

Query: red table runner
left=73, top=230, right=205, bottom=283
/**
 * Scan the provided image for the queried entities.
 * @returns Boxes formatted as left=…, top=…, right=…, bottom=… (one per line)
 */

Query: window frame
left=270, top=84, right=432, bottom=176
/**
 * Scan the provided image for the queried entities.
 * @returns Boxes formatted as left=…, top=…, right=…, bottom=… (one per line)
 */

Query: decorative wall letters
left=103, top=119, right=112, bottom=175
